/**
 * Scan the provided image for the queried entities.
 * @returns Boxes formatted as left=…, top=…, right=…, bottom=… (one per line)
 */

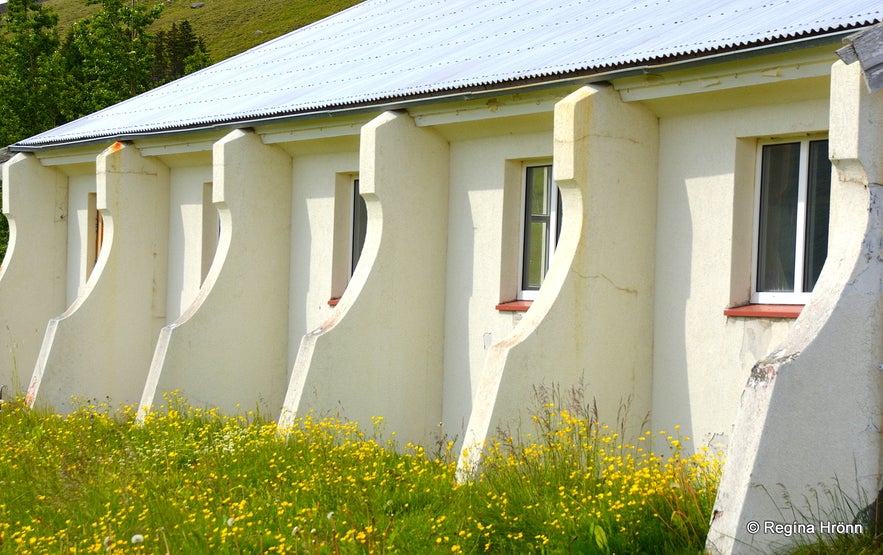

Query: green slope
left=46, top=0, right=364, bottom=62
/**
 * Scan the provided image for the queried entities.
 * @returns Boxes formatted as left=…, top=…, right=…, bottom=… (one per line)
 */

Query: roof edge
left=9, top=27, right=866, bottom=153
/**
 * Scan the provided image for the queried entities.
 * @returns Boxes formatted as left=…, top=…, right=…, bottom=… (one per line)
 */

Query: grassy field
left=0, top=392, right=722, bottom=554
left=46, top=0, right=364, bottom=62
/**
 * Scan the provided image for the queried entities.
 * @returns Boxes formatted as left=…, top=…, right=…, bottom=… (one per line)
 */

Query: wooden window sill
left=496, top=300, right=533, bottom=312
left=724, top=304, right=803, bottom=319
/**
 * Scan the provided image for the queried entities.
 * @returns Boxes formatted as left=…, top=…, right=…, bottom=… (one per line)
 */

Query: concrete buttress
left=0, top=154, right=68, bottom=395
left=139, top=129, right=293, bottom=417
left=458, top=85, right=659, bottom=474
left=28, top=142, right=170, bottom=411
left=706, top=60, right=883, bottom=555
left=281, top=111, right=450, bottom=445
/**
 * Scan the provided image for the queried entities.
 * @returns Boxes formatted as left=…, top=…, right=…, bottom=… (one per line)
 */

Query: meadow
left=0, top=391, right=722, bottom=554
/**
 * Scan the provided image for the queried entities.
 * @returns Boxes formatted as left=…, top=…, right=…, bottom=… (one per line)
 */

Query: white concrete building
left=1, top=2, right=881, bottom=553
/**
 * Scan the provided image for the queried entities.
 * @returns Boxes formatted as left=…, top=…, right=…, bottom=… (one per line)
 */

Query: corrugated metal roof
left=16, top=0, right=883, bottom=148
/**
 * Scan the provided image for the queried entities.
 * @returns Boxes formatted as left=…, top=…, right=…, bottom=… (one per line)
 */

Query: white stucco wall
left=140, top=129, right=293, bottom=416
left=286, top=145, right=359, bottom=371
left=441, top=128, right=554, bottom=438
left=460, top=85, right=659, bottom=472
left=1, top=52, right=874, bottom=549
left=652, top=96, right=830, bottom=446
left=0, top=154, right=69, bottom=394
left=65, top=176, right=96, bottom=305
left=707, top=60, right=883, bottom=555
left=29, top=142, right=171, bottom=411
left=282, top=111, right=450, bottom=444
left=166, top=166, right=214, bottom=322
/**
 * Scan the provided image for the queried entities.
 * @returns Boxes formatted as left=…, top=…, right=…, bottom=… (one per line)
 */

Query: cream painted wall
left=29, top=142, right=171, bottom=411
left=65, top=176, right=96, bottom=305
left=141, top=129, right=293, bottom=417
left=441, top=130, right=553, bottom=437
left=707, top=60, right=883, bottom=555
left=0, top=154, right=69, bottom=394
left=286, top=148, right=359, bottom=371
left=652, top=99, right=828, bottom=444
left=0, top=57, right=872, bottom=541
left=460, top=85, right=659, bottom=473
left=652, top=97, right=830, bottom=446
left=166, top=166, right=213, bottom=322
left=282, top=111, right=450, bottom=444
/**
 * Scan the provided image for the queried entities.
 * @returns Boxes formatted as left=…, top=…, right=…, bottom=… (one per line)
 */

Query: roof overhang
left=7, top=26, right=868, bottom=153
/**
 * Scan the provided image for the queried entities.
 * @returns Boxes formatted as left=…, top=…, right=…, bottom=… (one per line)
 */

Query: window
left=201, top=182, right=219, bottom=283
left=752, top=138, right=831, bottom=304
left=87, top=192, right=104, bottom=278
left=351, top=178, right=367, bottom=273
left=518, top=164, right=561, bottom=301
left=330, top=174, right=365, bottom=305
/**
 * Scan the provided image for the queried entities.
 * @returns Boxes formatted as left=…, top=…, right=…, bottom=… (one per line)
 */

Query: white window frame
left=517, top=163, right=559, bottom=301
left=750, top=136, right=830, bottom=305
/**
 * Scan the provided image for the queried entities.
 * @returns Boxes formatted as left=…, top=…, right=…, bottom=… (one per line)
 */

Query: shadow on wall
left=653, top=136, right=694, bottom=446
left=0, top=147, right=10, bottom=262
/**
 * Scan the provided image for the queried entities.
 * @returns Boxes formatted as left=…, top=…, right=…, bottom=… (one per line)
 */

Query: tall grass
left=774, top=479, right=883, bottom=555
left=0, top=391, right=721, bottom=553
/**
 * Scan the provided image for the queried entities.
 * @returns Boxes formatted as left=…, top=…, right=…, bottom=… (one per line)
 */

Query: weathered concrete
left=458, top=84, right=659, bottom=473
left=0, top=154, right=69, bottom=394
left=139, top=129, right=293, bottom=417
left=280, top=111, right=450, bottom=444
left=706, top=60, right=883, bottom=555
left=28, top=142, right=170, bottom=410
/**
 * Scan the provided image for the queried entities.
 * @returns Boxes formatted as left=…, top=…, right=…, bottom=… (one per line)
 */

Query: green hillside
left=46, top=0, right=364, bottom=62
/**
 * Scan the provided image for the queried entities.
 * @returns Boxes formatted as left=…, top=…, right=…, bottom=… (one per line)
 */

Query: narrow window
left=351, top=178, right=367, bottom=273
left=519, top=164, right=560, bottom=301
left=330, top=174, right=364, bottom=304
left=753, top=138, right=830, bottom=304
left=87, top=192, right=104, bottom=277
left=201, top=182, right=219, bottom=283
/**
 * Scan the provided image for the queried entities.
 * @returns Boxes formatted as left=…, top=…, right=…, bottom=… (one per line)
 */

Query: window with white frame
left=752, top=138, right=831, bottom=304
left=518, top=164, right=561, bottom=301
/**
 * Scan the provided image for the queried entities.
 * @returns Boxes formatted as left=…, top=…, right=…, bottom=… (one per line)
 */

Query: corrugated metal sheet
left=16, top=0, right=883, bottom=148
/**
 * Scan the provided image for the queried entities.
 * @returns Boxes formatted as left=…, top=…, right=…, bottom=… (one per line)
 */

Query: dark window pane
left=522, top=165, right=553, bottom=291
left=556, top=189, right=563, bottom=243
left=527, top=165, right=550, bottom=215
left=351, top=179, right=367, bottom=273
left=803, top=140, right=830, bottom=292
left=524, top=219, right=548, bottom=289
left=757, top=143, right=800, bottom=292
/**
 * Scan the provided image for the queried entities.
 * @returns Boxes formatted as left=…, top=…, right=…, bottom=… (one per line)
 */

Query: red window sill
left=328, top=297, right=341, bottom=306
left=496, top=300, right=533, bottom=312
left=724, top=304, right=803, bottom=319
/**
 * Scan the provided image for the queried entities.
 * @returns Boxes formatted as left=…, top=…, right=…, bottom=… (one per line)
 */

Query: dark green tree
left=150, top=20, right=212, bottom=86
left=0, top=0, right=62, bottom=262
left=151, top=28, right=170, bottom=84
left=0, top=0, right=62, bottom=147
left=57, top=0, right=164, bottom=120
left=168, top=21, right=197, bottom=77
left=184, top=36, right=212, bottom=75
